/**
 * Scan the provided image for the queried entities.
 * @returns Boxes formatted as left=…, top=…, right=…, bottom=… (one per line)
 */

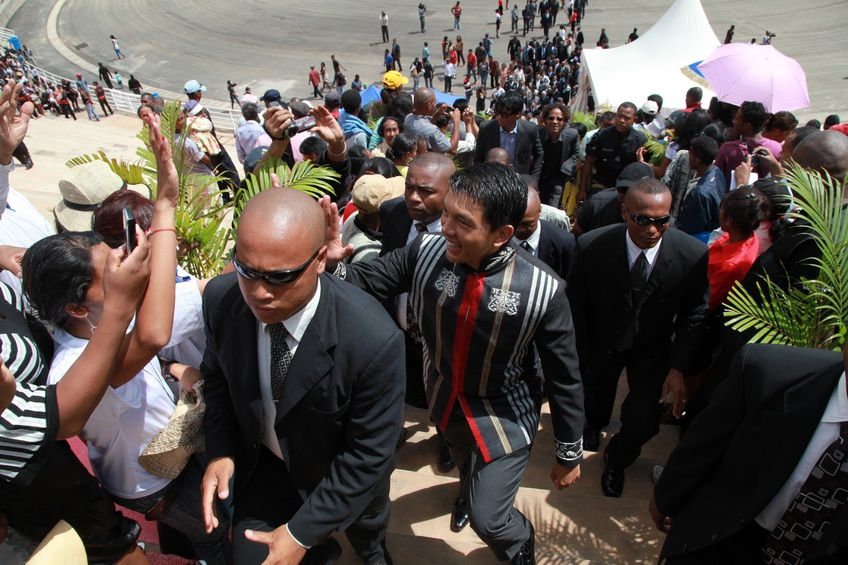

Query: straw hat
left=53, top=161, right=150, bottom=232
left=139, top=380, right=206, bottom=480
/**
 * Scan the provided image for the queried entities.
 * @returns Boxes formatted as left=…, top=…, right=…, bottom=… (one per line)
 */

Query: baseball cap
left=183, top=79, right=207, bottom=94
left=352, top=175, right=406, bottom=214
left=615, top=162, right=654, bottom=192
left=640, top=100, right=659, bottom=116
left=324, top=90, right=341, bottom=108
left=382, top=70, right=409, bottom=90
left=260, top=89, right=281, bottom=103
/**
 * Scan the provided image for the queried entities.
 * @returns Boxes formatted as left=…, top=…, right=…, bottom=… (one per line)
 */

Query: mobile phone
left=123, top=208, right=136, bottom=252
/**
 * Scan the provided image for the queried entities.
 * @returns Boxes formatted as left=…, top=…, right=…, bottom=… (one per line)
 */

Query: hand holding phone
left=123, top=208, right=136, bottom=252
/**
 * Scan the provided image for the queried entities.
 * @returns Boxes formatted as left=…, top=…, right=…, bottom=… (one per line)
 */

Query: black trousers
left=60, top=103, right=76, bottom=120
left=232, top=447, right=391, bottom=565
left=538, top=177, right=564, bottom=208
left=210, top=149, right=241, bottom=200
left=381, top=25, right=389, bottom=42
left=664, top=523, right=768, bottom=564
left=0, top=440, right=139, bottom=562
left=12, top=142, right=31, bottom=165
left=98, top=98, right=113, bottom=115
left=583, top=350, right=668, bottom=470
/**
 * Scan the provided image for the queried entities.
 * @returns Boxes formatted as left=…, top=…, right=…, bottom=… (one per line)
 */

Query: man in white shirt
left=652, top=344, right=848, bottom=564
left=235, top=102, right=271, bottom=164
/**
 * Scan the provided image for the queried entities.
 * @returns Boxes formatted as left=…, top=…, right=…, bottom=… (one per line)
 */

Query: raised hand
left=102, top=226, right=151, bottom=313
left=310, top=105, right=344, bottom=148
left=0, top=81, right=34, bottom=165
left=319, top=195, right=353, bottom=267
left=145, top=112, right=179, bottom=206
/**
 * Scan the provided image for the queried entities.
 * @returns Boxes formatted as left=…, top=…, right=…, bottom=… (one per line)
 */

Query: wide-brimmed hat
left=139, top=380, right=206, bottom=480
left=54, top=161, right=149, bottom=232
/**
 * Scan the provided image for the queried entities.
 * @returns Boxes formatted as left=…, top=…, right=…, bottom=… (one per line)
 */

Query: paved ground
left=8, top=0, right=848, bottom=122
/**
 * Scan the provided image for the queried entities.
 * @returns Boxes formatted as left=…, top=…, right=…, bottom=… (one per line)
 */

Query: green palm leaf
left=723, top=163, right=848, bottom=351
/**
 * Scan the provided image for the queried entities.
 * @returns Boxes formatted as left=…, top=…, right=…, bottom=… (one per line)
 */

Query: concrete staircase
left=333, top=394, right=678, bottom=564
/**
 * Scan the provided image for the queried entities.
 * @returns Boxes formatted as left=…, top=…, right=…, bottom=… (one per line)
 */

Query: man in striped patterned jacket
left=326, top=163, right=583, bottom=564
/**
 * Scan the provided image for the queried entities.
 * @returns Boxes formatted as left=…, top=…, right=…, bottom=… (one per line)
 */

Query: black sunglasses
left=232, top=247, right=320, bottom=285
left=630, top=214, right=671, bottom=228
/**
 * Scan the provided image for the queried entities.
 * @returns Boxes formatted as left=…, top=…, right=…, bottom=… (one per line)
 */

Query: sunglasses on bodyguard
left=232, top=247, right=320, bottom=285
left=630, top=214, right=671, bottom=228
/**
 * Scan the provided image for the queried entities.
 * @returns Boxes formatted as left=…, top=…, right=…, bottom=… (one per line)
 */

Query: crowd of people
left=0, top=3, right=846, bottom=565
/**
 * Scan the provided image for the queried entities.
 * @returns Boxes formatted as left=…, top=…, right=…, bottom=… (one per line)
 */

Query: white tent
left=573, top=0, right=719, bottom=113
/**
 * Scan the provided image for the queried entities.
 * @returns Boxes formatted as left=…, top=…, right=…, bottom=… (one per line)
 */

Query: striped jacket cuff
left=555, top=437, right=583, bottom=467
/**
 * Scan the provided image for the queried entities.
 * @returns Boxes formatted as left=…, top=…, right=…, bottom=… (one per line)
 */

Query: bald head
left=238, top=188, right=324, bottom=250
left=792, top=131, right=848, bottom=182
left=486, top=147, right=511, bottom=166
left=413, top=88, right=436, bottom=114
left=516, top=187, right=541, bottom=241
left=409, top=151, right=456, bottom=176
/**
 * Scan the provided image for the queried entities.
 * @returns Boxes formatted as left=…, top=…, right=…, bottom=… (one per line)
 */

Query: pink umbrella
left=697, top=43, right=809, bottom=112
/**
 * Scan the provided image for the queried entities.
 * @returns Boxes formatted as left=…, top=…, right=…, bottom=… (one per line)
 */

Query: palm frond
left=66, top=150, right=150, bottom=186
left=722, top=163, right=848, bottom=351
left=569, top=110, right=596, bottom=130
left=642, top=138, right=665, bottom=165
left=233, top=159, right=340, bottom=226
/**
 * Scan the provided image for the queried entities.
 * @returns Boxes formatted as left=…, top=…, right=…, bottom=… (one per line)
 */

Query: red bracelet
left=148, top=227, right=177, bottom=236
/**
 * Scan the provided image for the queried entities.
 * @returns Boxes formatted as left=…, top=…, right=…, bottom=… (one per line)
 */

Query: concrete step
left=329, top=468, right=663, bottom=564
left=396, top=405, right=679, bottom=502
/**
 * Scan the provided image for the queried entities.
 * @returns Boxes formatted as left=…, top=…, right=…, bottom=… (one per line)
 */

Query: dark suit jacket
left=566, top=224, right=709, bottom=374
left=379, top=197, right=414, bottom=256
left=538, top=125, right=579, bottom=180
left=474, top=118, right=544, bottom=178
left=655, top=344, right=846, bottom=561
left=201, top=273, right=405, bottom=547
left=533, top=220, right=575, bottom=280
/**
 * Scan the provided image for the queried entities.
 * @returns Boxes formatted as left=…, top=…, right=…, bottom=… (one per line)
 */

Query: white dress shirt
left=756, top=372, right=848, bottom=530
left=256, top=280, right=322, bottom=460
left=625, top=229, right=662, bottom=279
left=518, top=221, right=542, bottom=256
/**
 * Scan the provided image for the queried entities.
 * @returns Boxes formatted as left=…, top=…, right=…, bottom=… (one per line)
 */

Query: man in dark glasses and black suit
left=567, top=178, right=709, bottom=498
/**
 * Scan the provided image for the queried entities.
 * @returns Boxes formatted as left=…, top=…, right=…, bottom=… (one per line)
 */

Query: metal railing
left=0, top=25, right=242, bottom=131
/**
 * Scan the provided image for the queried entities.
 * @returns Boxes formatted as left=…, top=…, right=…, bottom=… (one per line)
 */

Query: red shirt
left=708, top=232, right=760, bottom=310
left=468, top=52, right=477, bottom=67
left=449, top=49, right=458, bottom=65
left=308, top=69, right=320, bottom=86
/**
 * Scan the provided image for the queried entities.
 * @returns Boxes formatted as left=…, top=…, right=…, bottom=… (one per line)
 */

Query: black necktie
left=631, top=252, right=648, bottom=298
left=761, top=421, right=848, bottom=563
left=520, top=240, right=533, bottom=253
left=268, top=323, right=292, bottom=403
left=415, top=222, right=429, bottom=233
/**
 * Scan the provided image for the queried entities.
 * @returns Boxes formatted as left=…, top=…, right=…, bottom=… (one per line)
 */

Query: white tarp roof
left=577, top=0, right=720, bottom=112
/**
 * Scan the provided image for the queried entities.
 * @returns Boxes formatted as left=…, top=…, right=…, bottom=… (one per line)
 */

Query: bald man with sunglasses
left=200, top=188, right=404, bottom=565
left=567, top=178, right=709, bottom=498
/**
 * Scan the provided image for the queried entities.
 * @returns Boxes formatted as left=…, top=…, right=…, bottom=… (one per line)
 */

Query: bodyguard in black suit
left=567, top=178, right=708, bottom=497
left=200, top=189, right=404, bottom=565
left=515, top=186, right=574, bottom=279
left=652, top=344, right=847, bottom=564
left=474, top=91, right=544, bottom=179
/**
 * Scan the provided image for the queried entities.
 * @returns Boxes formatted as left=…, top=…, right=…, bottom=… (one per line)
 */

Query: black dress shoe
left=510, top=521, right=535, bottom=564
left=583, top=426, right=600, bottom=452
left=438, top=440, right=456, bottom=473
left=601, top=462, right=625, bottom=498
left=450, top=497, right=470, bottom=532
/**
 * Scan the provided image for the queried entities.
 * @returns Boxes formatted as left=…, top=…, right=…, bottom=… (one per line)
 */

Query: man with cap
left=568, top=178, right=709, bottom=498
left=572, top=162, right=653, bottom=236
left=184, top=79, right=241, bottom=201
left=634, top=100, right=660, bottom=137
left=368, top=71, right=408, bottom=121
left=260, top=88, right=282, bottom=110
left=342, top=174, right=405, bottom=264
